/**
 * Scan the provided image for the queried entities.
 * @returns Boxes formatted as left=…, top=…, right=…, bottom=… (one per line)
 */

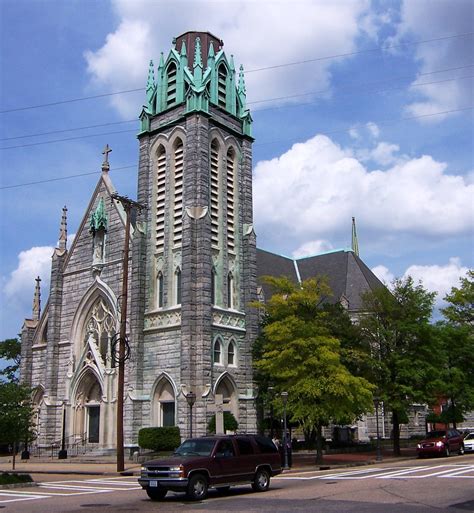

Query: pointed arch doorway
left=73, top=370, right=103, bottom=444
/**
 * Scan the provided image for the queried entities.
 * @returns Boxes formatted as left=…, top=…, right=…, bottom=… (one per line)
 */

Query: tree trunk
left=12, top=441, right=16, bottom=471
left=315, top=423, right=324, bottom=464
left=392, top=410, right=401, bottom=456
left=451, top=397, right=457, bottom=430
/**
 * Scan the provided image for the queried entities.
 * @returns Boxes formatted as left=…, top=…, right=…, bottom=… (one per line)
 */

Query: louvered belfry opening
left=156, top=146, right=166, bottom=253
left=210, top=139, right=220, bottom=247
left=226, top=148, right=235, bottom=252
left=218, top=64, right=227, bottom=109
left=173, top=139, right=184, bottom=247
left=166, top=62, right=177, bottom=107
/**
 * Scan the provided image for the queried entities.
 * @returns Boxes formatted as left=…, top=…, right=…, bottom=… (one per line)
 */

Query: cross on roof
left=101, top=144, right=112, bottom=172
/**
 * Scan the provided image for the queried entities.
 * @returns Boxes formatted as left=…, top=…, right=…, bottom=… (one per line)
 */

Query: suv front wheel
left=252, top=468, right=270, bottom=492
left=187, top=473, right=208, bottom=501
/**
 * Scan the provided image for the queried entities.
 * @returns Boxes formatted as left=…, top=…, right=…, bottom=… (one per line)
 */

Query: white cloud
left=293, top=239, right=334, bottom=258
left=403, top=257, right=469, bottom=307
left=4, top=246, right=53, bottom=309
left=371, top=265, right=394, bottom=285
left=84, top=0, right=373, bottom=117
left=369, top=142, right=401, bottom=166
left=253, top=133, right=474, bottom=244
left=366, top=122, right=380, bottom=139
left=372, top=258, right=469, bottom=309
left=391, top=0, right=473, bottom=122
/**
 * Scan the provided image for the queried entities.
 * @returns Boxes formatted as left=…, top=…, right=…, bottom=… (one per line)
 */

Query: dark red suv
left=416, top=429, right=465, bottom=457
left=138, top=434, right=282, bottom=501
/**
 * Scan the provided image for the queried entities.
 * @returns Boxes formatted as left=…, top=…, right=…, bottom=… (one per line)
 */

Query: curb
left=0, top=482, right=38, bottom=490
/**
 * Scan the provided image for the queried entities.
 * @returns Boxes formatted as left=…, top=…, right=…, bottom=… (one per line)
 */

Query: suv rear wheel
left=187, top=473, right=208, bottom=501
left=146, top=487, right=167, bottom=501
left=252, top=468, right=270, bottom=492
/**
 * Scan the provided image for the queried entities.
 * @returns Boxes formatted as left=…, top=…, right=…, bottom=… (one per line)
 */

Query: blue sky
left=0, top=0, right=473, bottom=341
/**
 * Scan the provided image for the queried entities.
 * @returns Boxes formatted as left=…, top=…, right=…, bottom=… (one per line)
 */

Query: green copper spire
left=89, top=197, right=108, bottom=234
left=208, top=41, right=215, bottom=59
left=351, top=217, right=359, bottom=257
left=193, top=36, right=203, bottom=85
left=229, top=54, right=235, bottom=72
left=180, top=40, right=187, bottom=57
left=146, top=60, right=155, bottom=91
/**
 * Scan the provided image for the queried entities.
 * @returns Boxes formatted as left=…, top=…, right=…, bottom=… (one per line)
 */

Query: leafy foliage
left=359, top=276, right=437, bottom=455
left=138, top=426, right=181, bottom=452
left=207, top=411, right=239, bottom=434
left=254, top=276, right=375, bottom=463
left=441, top=270, right=474, bottom=326
left=0, top=382, right=36, bottom=447
left=0, top=338, right=21, bottom=383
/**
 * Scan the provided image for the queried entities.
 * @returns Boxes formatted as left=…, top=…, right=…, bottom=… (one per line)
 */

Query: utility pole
left=111, top=192, right=145, bottom=472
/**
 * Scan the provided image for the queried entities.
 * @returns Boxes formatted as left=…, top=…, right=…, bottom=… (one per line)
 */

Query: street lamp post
left=374, top=397, right=383, bottom=462
left=268, top=387, right=275, bottom=439
left=281, top=391, right=289, bottom=470
left=58, top=402, right=68, bottom=460
left=186, top=392, right=196, bottom=438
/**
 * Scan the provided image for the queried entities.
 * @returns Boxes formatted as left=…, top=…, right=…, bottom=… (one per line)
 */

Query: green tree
left=441, top=270, right=474, bottom=326
left=0, top=382, right=36, bottom=469
left=254, top=276, right=375, bottom=463
left=433, top=270, right=474, bottom=427
left=0, top=338, right=21, bottom=383
left=359, top=276, right=438, bottom=456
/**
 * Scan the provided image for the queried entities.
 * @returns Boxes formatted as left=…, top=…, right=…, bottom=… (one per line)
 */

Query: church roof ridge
left=294, top=247, right=353, bottom=261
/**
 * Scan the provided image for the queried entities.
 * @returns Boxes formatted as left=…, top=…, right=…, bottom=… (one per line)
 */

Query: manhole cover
left=451, top=500, right=474, bottom=511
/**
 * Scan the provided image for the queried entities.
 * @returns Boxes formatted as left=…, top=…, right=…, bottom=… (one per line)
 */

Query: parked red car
left=138, top=434, right=282, bottom=501
left=417, top=429, right=465, bottom=457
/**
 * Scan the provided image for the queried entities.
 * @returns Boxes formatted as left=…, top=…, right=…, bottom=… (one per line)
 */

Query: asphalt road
left=1, top=455, right=473, bottom=513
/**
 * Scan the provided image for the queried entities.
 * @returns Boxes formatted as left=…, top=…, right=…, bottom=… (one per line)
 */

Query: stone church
left=20, top=32, right=388, bottom=453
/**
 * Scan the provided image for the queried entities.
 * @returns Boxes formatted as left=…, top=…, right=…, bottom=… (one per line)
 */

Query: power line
left=1, top=105, right=472, bottom=190
left=2, top=74, right=472, bottom=151
left=1, top=31, right=472, bottom=114
left=0, top=165, right=136, bottom=190
left=245, top=31, right=474, bottom=74
left=2, top=63, right=472, bottom=142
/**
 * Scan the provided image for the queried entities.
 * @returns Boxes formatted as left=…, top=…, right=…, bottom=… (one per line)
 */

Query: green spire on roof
left=208, top=40, right=215, bottom=58
left=193, top=36, right=202, bottom=68
left=146, top=60, right=155, bottom=91
left=180, top=40, right=187, bottom=57
left=351, top=217, right=359, bottom=257
left=90, top=197, right=108, bottom=235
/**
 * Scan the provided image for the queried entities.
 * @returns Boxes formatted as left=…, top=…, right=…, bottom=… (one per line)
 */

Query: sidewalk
left=0, top=448, right=418, bottom=478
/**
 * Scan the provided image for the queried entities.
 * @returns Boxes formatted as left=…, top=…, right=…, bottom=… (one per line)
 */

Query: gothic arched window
left=157, top=272, right=164, bottom=308
left=227, top=272, right=234, bottom=309
left=175, top=267, right=182, bottom=305
left=85, top=297, right=116, bottom=365
left=213, top=338, right=222, bottom=365
left=228, top=341, right=236, bottom=366
left=211, top=268, right=217, bottom=305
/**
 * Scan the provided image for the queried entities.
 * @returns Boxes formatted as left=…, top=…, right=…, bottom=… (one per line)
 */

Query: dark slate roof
left=256, top=248, right=298, bottom=300
left=256, top=248, right=384, bottom=312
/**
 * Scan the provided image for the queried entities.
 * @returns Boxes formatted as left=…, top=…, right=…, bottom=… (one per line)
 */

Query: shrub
left=0, top=473, right=33, bottom=485
left=207, top=412, right=239, bottom=434
left=138, top=427, right=181, bottom=452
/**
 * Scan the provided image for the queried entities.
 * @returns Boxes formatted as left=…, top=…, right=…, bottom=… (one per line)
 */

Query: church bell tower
left=132, top=31, right=257, bottom=437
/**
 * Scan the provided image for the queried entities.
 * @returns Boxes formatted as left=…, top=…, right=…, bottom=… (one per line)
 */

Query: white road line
left=278, top=467, right=392, bottom=480
left=439, top=466, right=474, bottom=478
left=0, top=492, right=49, bottom=504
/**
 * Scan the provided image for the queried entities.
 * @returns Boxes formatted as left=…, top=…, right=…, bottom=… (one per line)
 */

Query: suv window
left=255, top=435, right=278, bottom=454
left=236, top=437, right=254, bottom=455
left=215, top=439, right=235, bottom=458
